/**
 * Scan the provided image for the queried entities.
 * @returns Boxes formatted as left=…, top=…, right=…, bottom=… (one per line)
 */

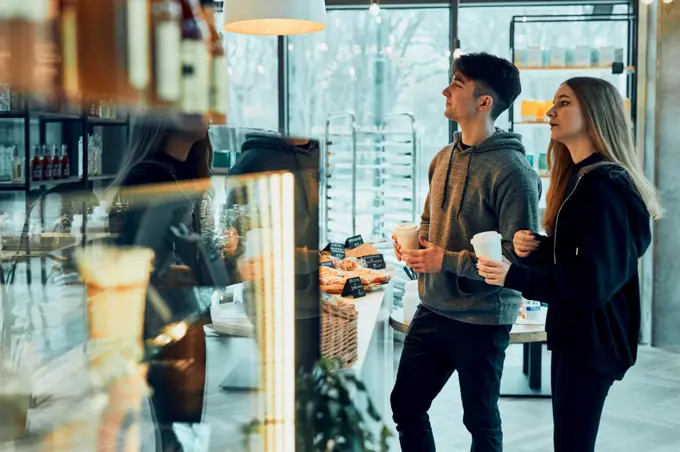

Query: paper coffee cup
left=394, top=222, right=420, bottom=251
left=402, top=292, right=420, bottom=323
left=471, top=231, right=503, bottom=262
left=75, top=246, right=154, bottom=351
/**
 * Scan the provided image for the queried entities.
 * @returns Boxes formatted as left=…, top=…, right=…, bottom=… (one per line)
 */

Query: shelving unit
left=508, top=12, right=636, bottom=182
left=516, top=64, right=635, bottom=72
left=0, top=106, right=128, bottom=284
left=321, top=112, right=418, bottom=245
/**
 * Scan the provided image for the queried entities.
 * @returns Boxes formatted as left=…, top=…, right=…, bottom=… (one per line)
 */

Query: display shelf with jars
left=508, top=13, right=636, bottom=184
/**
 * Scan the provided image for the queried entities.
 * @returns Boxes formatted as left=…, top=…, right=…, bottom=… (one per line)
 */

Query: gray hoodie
left=418, top=129, right=542, bottom=325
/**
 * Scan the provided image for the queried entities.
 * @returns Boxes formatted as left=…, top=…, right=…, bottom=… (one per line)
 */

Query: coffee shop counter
left=1, top=278, right=395, bottom=451
left=339, top=282, right=395, bottom=420
left=206, top=282, right=396, bottom=423
left=202, top=282, right=397, bottom=449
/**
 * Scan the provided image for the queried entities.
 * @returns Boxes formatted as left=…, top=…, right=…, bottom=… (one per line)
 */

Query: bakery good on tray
left=319, top=266, right=390, bottom=294
left=344, top=243, right=380, bottom=258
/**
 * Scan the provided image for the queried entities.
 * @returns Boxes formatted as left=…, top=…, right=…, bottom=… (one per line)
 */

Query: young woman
left=476, top=77, right=663, bottom=452
left=109, top=114, right=237, bottom=451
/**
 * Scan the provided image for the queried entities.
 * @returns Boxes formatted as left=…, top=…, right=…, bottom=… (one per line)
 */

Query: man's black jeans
left=391, top=305, right=511, bottom=452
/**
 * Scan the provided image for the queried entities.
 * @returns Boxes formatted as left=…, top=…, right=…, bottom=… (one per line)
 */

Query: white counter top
left=343, top=287, right=392, bottom=374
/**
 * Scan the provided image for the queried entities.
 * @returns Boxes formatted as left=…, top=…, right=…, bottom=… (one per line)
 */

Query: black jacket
left=228, top=132, right=320, bottom=251
left=227, top=133, right=321, bottom=320
left=505, top=154, right=651, bottom=380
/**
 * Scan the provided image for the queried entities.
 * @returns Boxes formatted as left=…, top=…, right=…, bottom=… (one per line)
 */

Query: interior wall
left=645, top=1, right=680, bottom=349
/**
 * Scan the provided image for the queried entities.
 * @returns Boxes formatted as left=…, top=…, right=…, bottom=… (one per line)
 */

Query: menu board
left=323, top=242, right=346, bottom=259
left=342, top=277, right=365, bottom=298
left=361, top=254, right=386, bottom=270
left=345, top=235, right=364, bottom=249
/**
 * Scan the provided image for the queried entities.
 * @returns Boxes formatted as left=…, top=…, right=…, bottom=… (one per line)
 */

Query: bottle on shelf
left=180, top=0, right=210, bottom=115
left=0, top=142, right=7, bottom=182
left=78, top=136, right=84, bottom=177
left=12, top=146, right=23, bottom=183
left=42, top=145, right=52, bottom=180
left=151, top=0, right=183, bottom=108
left=51, top=145, right=61, bottom=180
left=92, top=134, right=102, bottom=176
left=203, top=0, right=228, bottom=125
left=75, top=0, right=151, bottom=105
left=32, top=145, right=43, bottom=182
left=60, top=145, right=70, bottom=179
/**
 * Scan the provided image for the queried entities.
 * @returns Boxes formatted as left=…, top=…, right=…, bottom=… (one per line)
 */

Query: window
left=288, top=8, right=451, bottom=240
left=215, top=12, right=279, bottom=131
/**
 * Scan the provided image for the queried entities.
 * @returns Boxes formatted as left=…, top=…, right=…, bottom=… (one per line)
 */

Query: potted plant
left=242, top=358, right=392, bottom=452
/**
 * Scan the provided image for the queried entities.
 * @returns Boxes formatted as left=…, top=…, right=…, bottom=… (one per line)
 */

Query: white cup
left=471, top=231, right=503, bottom=262
left=402, top=292, right=420, bottom=322
left=394, top=222, right=420, bottom=251
left=245, top=228, right=272, bottom=259
left=404, top=280, right=418, bottom=295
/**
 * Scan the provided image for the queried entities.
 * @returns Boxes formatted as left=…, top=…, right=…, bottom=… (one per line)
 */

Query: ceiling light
left=223, top=0, right=327, bottom=36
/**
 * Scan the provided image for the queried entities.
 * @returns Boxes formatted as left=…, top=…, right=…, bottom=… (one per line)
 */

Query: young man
left=390, top=52, right=542, bottom=452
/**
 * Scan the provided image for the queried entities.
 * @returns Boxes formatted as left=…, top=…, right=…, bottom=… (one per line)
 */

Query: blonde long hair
left=544, top=77, right=663, bottom=234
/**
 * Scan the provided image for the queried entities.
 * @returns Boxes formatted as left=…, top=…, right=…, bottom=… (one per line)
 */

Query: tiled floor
left=202, top=337, right=680, bottom=451
left=15, top=272, right=677, bottom=451
left=389, top=342, right=680, bottom=452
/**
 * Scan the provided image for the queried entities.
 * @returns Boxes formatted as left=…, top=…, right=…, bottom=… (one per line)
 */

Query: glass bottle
left=76, top=0, right=151, bottom=105
left=151, top=0, right=182, bottom=107
left=42, top=145, right=52, bottom=180
left=51, top=145, right=61, bottom=180
left=59, top=0, right=79, bottom=103
left=31, top=145, right=42, bottom=181
left=202, top=1, right=228, bottom=125
left=60, top=145, right=70, bottom=179
left=6, top=0, right=54, bottom=96
left=0, top=142, right=7, bottom=182
left=180, top=0, right=210, bottom=115
left=12, top=146, right=23, bottom=183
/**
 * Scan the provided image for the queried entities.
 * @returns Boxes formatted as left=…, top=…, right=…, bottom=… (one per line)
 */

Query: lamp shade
left=223, top=0, right=327, bottom=36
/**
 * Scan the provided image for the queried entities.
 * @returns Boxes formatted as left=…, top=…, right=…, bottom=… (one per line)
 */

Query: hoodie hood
left=453, top=128, right=526, bottom=155
left=442, top=128, right=527, bottom=211
left=240, top=132, right=316, bottom=158
left=582, top=160, right=652, bottom=259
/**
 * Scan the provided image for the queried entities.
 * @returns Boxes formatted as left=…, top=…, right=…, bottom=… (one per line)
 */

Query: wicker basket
left=321, top=300, right=358, bottom=368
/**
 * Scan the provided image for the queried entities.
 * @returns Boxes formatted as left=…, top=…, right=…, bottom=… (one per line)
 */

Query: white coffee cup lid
left=395, top=222, right=418, bottom=232
left=471, top=231, right=501, bottom=243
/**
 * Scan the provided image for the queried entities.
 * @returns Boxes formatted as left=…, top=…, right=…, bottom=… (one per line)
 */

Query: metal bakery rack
left=321, top=112, right=421, bottom=305
left=321, top=112, right=419, bottom=246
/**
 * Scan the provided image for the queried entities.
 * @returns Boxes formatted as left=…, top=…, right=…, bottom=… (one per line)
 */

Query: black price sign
left=342, top=277, right=365, bottom=298
left=320, top=260, right=335, bottom=268
left=362, top=254, right=386, bottom=270
left=345, top=235, right=364, bottom=249
left=323, top=242, right=346, bottom=259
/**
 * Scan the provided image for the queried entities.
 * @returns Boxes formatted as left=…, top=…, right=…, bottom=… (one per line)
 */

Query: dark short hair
left=452, top=52, right=521, bottom=119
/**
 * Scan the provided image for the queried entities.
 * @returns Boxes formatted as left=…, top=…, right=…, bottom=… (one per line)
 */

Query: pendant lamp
left=223, top=0, right=327, bottom=36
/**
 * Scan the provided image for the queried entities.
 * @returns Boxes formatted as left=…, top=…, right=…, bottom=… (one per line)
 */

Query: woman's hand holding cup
left=513, top=230, right=540, bottom=258
left=222, top=227, right=239, bottom=256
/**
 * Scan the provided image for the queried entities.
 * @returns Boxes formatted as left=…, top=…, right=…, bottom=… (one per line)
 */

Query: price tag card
left=342, top=277, right=365, bottom=298
left=345, top=235, right=364, bottom=249
left=361, top=254, right=386, bottom=270
left=323, top=242, right=346, bottom=259
left=320, top=260, right=335, bottom=268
